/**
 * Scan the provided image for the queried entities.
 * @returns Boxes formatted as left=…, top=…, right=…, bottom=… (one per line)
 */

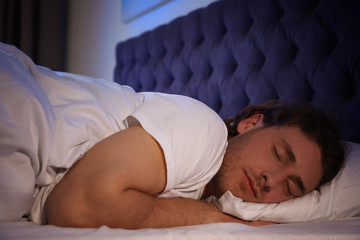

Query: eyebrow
left=281, top=138, right=306, bottom=195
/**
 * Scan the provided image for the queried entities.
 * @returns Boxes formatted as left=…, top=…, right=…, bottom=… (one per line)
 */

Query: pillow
left=206, top=141, right=360, bottom=223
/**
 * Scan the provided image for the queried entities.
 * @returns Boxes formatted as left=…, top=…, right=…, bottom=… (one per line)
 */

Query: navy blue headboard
left=114, top=0, right=360, bottom=143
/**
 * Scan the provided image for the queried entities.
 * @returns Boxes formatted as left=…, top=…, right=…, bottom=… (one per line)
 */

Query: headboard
left=114, top=0, right=360, bottom=143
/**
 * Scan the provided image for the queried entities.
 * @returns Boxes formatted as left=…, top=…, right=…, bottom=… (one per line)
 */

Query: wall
left=66, top=0, right=218, bottom=81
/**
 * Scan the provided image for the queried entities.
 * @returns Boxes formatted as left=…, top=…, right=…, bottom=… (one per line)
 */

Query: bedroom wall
left=66, top=0, right=218, bottom=81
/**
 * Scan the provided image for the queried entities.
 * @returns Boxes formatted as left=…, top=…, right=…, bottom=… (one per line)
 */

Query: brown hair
left=225, top=100, right=346, bottom=188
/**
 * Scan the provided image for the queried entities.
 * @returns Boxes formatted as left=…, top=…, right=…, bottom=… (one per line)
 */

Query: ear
left=236, top=114, right=264, bottom=134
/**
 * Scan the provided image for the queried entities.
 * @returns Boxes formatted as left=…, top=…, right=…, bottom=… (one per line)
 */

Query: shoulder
left=135, top=92, right=225, bottom=126
left=130, top=92, right=227, bottom=147
left=130, top=93, right=228, bottom=197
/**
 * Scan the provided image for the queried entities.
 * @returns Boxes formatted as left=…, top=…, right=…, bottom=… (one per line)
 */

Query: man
left=45, top=101, right=345, bottom=229
left=0, top=43, right=344, bottom=228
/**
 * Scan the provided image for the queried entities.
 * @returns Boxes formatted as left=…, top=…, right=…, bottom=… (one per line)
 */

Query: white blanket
left=0, top=42, right=142, bottom=223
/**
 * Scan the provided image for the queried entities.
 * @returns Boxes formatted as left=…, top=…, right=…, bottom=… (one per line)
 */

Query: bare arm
left=46, top=126, right=270, bottom=229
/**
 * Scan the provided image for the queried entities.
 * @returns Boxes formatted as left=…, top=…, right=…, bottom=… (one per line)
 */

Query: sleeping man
left=0, top=42, right=345, bottom=229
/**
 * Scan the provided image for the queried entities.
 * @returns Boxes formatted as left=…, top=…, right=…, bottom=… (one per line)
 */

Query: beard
left=210, top=127, right=261, bottom=200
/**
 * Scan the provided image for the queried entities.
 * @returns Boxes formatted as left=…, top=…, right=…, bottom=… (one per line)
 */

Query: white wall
left=66, top=0, right=218, bottom=81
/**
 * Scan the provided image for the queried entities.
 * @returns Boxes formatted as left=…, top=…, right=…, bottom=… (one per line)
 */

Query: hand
left=212, top=208, right=277, bottom=226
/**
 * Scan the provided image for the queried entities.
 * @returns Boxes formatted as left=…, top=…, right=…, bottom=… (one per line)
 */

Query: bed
left=1, top=0, right=360, bottom=239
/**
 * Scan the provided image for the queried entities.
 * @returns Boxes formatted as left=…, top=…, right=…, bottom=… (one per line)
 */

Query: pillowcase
left=207, top=141, right=360, bottom=223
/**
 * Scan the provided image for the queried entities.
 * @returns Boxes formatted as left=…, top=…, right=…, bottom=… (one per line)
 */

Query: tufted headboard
left=114, top=0, right=360, bottom=143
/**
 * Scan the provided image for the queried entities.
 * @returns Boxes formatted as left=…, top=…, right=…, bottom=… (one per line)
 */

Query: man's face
left=211, top=124, right=322, bottom=203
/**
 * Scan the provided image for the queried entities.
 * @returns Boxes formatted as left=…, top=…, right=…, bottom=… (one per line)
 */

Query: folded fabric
left=0, top=42, right=141, bottom=223
left=206, top=141, right=360, bottom=223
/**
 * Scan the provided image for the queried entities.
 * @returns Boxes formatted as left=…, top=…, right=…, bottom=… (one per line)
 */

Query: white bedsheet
left=1, top=218, right=359, bottom=240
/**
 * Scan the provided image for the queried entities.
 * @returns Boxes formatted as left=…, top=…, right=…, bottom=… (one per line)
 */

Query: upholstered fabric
left=114, top=0, right=360, bottom=143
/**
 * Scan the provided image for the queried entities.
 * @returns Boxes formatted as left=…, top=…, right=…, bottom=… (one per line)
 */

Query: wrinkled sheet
left=1, top=218, right=359, bottom=240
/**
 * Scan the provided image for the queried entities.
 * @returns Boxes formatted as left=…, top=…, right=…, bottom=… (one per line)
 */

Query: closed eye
left=287, top=178, right=305, bottom=197
left=273, top=145, right=281, bottom=162
left=286, top=179, right=293, bottom=197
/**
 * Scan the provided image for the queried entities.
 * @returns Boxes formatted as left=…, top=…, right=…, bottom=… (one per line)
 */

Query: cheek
left=262, top=188, right=292, bottom=203
left=297, top=158, right=323, bottom=192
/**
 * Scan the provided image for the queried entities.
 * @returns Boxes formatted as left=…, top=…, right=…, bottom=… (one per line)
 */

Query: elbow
left=45, top=194, right=96, bottom=228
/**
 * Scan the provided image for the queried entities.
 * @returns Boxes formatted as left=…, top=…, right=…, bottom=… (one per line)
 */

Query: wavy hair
left=225, top=100, right=346, bottom=188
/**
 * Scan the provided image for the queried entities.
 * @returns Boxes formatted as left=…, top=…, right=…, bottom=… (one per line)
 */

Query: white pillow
left=207, top=141, right=360, bottom=223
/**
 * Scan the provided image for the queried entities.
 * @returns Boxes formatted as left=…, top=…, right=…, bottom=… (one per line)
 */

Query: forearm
left=71, top=189, right=252, bottom=229
left=118, top=189, right=233, bottom=229
left=47, top=185, right=241, bottom=229
left=135, top=194, right=275, bottom=228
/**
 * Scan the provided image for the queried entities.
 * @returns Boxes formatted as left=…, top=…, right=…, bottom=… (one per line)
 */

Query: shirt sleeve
left=128, top=92, right=228, bottom=199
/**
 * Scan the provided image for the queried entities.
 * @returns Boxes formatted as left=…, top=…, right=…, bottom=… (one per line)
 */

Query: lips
left=244, top=171, right=257, bottom=198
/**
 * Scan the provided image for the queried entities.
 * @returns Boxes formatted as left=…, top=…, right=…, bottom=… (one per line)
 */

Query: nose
left=260, top=170, right=287, bottom=192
